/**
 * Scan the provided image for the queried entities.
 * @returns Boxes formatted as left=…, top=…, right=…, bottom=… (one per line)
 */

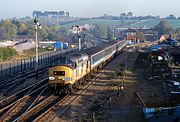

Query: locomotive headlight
left=58, top=77, right=61, bottom=79
left=49, top=77, right=55, bottom=80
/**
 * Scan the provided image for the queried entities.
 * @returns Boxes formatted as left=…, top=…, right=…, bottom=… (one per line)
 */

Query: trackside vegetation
left=0, top=47, right=18, bottom=62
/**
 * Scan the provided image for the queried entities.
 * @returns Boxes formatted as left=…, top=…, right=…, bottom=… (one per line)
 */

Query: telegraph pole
left=35, top=23, right=38, bottom=68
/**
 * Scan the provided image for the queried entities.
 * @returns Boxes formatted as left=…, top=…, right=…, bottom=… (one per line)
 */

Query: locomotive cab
left=48, top=51, right=89, bottom=94
left=49, top=56, right=76, bottom=94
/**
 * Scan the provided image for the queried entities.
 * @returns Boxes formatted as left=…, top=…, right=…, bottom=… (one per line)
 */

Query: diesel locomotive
left=49, top=40, right=128, bottom=94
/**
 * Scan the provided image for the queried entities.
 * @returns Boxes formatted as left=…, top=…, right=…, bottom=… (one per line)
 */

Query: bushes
left=0, top=47, right=17, bottom=62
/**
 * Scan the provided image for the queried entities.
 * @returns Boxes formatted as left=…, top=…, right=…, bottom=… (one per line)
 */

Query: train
left=48, top=40, right=128, bottom=94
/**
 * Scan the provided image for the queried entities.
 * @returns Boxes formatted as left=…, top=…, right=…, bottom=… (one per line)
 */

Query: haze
left=0, top=0, right=180, bottom=19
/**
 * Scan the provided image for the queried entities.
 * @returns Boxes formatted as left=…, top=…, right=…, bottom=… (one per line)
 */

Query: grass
left=61, top=18, right=180, bottom=28
left=61, top=18, right=138, bottom=27
left=130, top=19, right=161, bottom=28
left=130, top=19, right=180, bottom=28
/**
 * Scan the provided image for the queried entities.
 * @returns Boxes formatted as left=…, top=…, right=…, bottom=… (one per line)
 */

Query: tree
left=154, top=20, right=172, bottom=36
left=40, top=26, right=49, bottom=40
left=50, top=23, right=60, bottom=32
left=120, top=13, right=126, bottom=17
left=127, top=12, right=133, bottom=18
left=18, top=23, right=28, bottom=35
left=0, top=20, right=17, bottom=39
left=0, top=47, right=17, bottom=62
left=47, top=32, right=61, bottom=41
left=136, top=32, right=146, bottom=42
left=59, top=11, right=65, bottom=16
left=94, top=24, right=108, bottom=39
left=166, top=14, right=176, bottom=19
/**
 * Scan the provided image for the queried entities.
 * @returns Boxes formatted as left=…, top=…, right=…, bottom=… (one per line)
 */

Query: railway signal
left=72, top=25, right=86, bottom=51
left=34, top=18, right=42, bottom=70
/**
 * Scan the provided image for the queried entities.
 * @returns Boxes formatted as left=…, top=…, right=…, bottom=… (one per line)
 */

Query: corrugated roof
left=82, top=40, right=120, bottom=55
left=62, top=51, right=88, bottom=62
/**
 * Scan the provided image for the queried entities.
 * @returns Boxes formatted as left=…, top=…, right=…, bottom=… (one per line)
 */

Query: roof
left=124, top=28, right=137, bottom=33
left=82, top=40, right=121, bottom=56
left=62, top=51, right=88, bottom=63
left=166, top=38, right=178, bottom=42
left=147, top=44, right=170, bottom=52
left=14, top=40, right=33, bottom=46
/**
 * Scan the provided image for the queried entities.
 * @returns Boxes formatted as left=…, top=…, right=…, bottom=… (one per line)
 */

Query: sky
left=0, top=0, right=180, bottom=19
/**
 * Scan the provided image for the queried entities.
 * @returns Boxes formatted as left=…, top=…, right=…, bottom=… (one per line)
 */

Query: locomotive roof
left=62, top=51, right=88, bottom=62
left=82, top=40, right=123, bottom=56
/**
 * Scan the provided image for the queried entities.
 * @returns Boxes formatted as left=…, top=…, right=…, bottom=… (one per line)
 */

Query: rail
left=0, top=78, right=48, bottom=107
left=33, top=73, right=101, bottom=122
left=0, top=82, right=48, bottom=121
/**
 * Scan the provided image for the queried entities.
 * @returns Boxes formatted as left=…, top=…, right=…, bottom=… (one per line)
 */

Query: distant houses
left=33, top=11, right=70, bottom=18
left=121, top=28, right=158, bottom=43
left=121, top=27, right=180, bottom=46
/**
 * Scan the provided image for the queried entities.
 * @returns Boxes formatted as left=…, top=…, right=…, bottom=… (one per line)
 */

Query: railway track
left=0, top=65, right=49, bottom=96
left=0, top=85, right=49, bottom=122
left=126, top=41, right=158, bottom=48
left=0, top=78, right=48, bottom=106
left=0, top=73, right=101, bottom=122
left=15, top=95, right=60, bottom=122
left=0, top=69, right=48, bottom=101
left=32, top=73, right=102, bottom=122
left=0, top=78, right=48, bottom=122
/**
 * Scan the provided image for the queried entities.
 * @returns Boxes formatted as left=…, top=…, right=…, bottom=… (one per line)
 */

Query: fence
left=0, top=48, right=76, bottom=79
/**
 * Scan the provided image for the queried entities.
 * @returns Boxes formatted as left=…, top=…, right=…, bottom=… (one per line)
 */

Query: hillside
left=61, top=19, right=180, bottom=28
left=60, top=19, right=138, bottom=27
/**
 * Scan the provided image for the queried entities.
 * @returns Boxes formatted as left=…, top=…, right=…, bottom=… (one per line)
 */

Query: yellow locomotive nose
left=49, top=65, right=73, bottom=85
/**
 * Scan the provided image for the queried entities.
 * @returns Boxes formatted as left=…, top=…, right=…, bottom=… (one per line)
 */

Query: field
left=61, top=19, right=180, bottom=28
left=130, top=19, right=161, bottom=28
left=130, top=19, right=180, bottom=28
left=61, top=19, right=138, bottom=27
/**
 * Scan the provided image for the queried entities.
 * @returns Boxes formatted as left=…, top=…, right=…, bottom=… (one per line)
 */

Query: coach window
left=76, top=68, right=79, bottom=77
left=81, top=63, right=83, bottom=73
left=87, top=61, right=88, bottom=69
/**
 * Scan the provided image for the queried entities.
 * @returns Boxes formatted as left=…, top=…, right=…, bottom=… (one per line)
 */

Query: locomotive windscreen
left=54, top=71, right=65, bottom=76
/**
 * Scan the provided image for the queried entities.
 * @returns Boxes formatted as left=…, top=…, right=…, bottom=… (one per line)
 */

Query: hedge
left=0, top=47, right=17, bottom=62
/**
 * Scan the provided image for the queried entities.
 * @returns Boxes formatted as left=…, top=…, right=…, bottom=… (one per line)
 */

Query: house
left=138, top=28, right=158, bottom=42
left=123, top=28, right=158, bottom=43
left=144, top=33, right=158, bottom=42
left=124, top=28, right=137, bottom=44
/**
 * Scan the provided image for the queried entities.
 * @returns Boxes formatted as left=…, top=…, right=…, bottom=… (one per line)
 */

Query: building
left=139, top=29, right=158, bottom=42
left=144, top=33, right=158, bottom=42
left=159, top=35, right=180, bottom=47
left=122, top=28, right=158, bottom=43
left=13, top=39, right=35, bottom=52
left=124, top=28, right=137, bottom=44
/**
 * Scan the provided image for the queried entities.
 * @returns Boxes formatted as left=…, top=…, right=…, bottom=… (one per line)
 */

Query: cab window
left=54, top=71, right=65, bottom=76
